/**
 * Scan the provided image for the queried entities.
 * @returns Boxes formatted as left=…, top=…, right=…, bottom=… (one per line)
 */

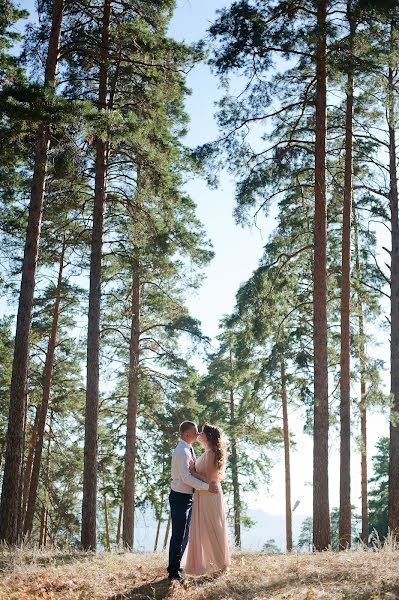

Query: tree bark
left=39, top=410, right=53, bottom=548
left=104, top=493, right=110, bottom=551
left=229, top=352, right=241, bottom=548
left=122, top=269, right=140, bottom=549
left=353, top=208, right=368, bottom=545
left=153, top=488, right=165, bottom=552
left=81, top=0, right=110, bottom=551
left=0, top=441, right=5, bottom=474
left=339, top=0, right=355, bottom=550
left=281, top=358, right=292, bottom=552
left=154, top=516, right=162, bottom=552
left=0, top=0, right=64, bottom=545
left=21, top=406, right=40, bottom=525
left=24, top=238, right=66, bottom=537
left=116, top=505, right=122, bottom=546
left=388, top=28, right=399, bottom=535
left=312, top=0, right=330, bottom=551
left=39, top=505, right=47, bottom=548
left=163, top=514, right=171, bottom=550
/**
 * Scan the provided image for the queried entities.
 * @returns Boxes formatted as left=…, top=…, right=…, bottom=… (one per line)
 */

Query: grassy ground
left=1, top=546, right=399, bottom=599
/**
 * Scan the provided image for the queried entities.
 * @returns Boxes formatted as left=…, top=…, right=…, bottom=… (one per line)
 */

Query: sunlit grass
left=1, top=541, right=399, bottom=599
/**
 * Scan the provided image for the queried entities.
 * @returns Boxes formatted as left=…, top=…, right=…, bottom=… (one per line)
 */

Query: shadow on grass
left=107, top=569, right=399, bottom=600
left=109, top=577, right=172, bottom=600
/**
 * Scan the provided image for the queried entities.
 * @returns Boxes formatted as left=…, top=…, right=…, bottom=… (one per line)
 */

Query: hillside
left=1, top=547, right=399, bottom=599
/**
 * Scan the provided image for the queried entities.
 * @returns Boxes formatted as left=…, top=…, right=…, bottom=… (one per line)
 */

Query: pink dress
left=182, top=450, right=230, bottom=576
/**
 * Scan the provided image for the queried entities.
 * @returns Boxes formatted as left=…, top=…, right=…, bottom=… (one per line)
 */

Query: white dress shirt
left=170, top=439, right=209, bottom=494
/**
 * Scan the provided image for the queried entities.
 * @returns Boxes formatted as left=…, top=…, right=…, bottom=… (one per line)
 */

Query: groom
left=167, top=421, right=219, bottom=580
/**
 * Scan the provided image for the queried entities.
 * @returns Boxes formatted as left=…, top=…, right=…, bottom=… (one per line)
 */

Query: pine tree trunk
left=39, top=505, right=47, bottom=548
left=0, top=440, right=5, bottom=473
left=229, top=352, right=241, bottom=548
left=24, top=238, right=66, bottom=537
left=360, top=374, right=368, bottom=543
left=312, top=0, right=330, bottom=552
left=353, top=207, right=368, bottom=545
left=81, top=0, right=110, bottom=551
left=339, top=1, right=355, bottom=550
left=0, top=0, right=64, bottom=545
left=116, top=505, right=122, bottom=546
left=154, top=488, right=165, bottom=551
left=281, top=358, right=292, bottom=552
left=163, top=514, right=171, bottom=550
left=388, top=45, right=399, bottom=535
left=104, top=493, right=110, bottom=551
left=21, top=406, right=40, bottom=525
left=40, top=411, right=53, bottom=548
left=154, top=516, right=162, bottom=552
left=230, top=427, right=241, bottom=548
left=122, top=269, right=140, bottom=549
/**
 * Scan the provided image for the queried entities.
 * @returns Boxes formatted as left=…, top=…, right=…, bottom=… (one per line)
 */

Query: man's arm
left=189, top=460, right=208, bottom=482
left=177, top=449, right=209, bottom=491
left=189, top=455, right=219, bottom=494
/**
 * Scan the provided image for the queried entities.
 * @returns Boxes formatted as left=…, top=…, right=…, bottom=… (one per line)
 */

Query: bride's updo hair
left=203, top=424, right=227, bottom=472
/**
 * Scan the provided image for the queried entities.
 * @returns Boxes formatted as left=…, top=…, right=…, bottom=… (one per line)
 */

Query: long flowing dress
left=181, top=449, right=230, bottom=576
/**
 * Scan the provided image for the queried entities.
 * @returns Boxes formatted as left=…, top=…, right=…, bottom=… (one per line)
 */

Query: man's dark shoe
left=168, top=573, right=182, bottom=581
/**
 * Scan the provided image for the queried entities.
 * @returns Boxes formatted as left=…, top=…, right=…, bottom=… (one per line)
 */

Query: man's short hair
left=179, top=421, right=197, bottom=436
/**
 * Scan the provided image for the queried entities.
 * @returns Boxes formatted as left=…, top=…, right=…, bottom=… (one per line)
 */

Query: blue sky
left=169, top=1, right=272, bottom=342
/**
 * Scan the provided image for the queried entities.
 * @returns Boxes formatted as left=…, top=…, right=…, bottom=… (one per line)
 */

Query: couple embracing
left=167, top=421, right=231, bottom=580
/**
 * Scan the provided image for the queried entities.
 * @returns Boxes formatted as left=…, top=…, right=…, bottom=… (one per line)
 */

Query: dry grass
left=1, top=544, right=399, bottom=600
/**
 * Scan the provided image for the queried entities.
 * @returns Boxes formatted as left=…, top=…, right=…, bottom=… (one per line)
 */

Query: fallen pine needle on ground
left=1, top=545, right=399, bottom=599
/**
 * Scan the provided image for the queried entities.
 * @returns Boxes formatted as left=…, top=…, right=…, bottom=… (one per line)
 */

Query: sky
left=168, top=1, right=272, bottom=341
left=7, top=0, right=391, bottom=540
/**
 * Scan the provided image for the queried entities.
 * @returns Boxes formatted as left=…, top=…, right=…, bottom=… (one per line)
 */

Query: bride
left=181, top=423, right=230, bottom=576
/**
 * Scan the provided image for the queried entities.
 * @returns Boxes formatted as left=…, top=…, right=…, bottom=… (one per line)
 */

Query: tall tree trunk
left=0, top=441, right=5, bottom=473
left=0, top=0, right=64, bottom=545
left=163, top=514, right=171, bottom=550
left=104, top=493, right=110, bottom=551
left=353, top=207, right=368, bottom=545
left=281, top=358, right=292, bottom=552
left=388, top=30, right=399, bottom=535
left=313, top=0, right=330, bottom=552
left=154, top=515, right=162, bottom=552
left=39, top=410, right=53, bottom=548
left=229, top=352, right=241, bottom=548
left=154, top=486, right=165, bottom=552
left=122, top=269, right=140, bottom=549
left=81, top=0, right=110, bottom=551
left=339, top=1, right=355, bottom=550
left=116, top=505, right=122, bottom=546
left=39, top=505, right=47, bottom=548
left=21, top=406, right=40, bottom=525
left=24, top=238, right=66, bottom=537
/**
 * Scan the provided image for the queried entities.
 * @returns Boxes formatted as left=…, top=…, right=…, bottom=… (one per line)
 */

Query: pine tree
left=199, top=331, right=282, bottom=549
left=369, top=437, right=389, bottom=542
left=204, top=0, right=336, bottom=549
left=59, top=0, right=201, bottom=549
left=338, top=0, right=356, bottom=550
left=0, top=0, right=64, bottom=544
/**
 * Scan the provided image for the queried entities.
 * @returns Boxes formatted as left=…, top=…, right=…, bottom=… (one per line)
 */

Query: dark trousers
left=167, top=490, right=193, bottom=576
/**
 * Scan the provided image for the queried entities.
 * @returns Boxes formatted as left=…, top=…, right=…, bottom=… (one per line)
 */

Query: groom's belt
left=170, top=487, right=193, bottom=496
